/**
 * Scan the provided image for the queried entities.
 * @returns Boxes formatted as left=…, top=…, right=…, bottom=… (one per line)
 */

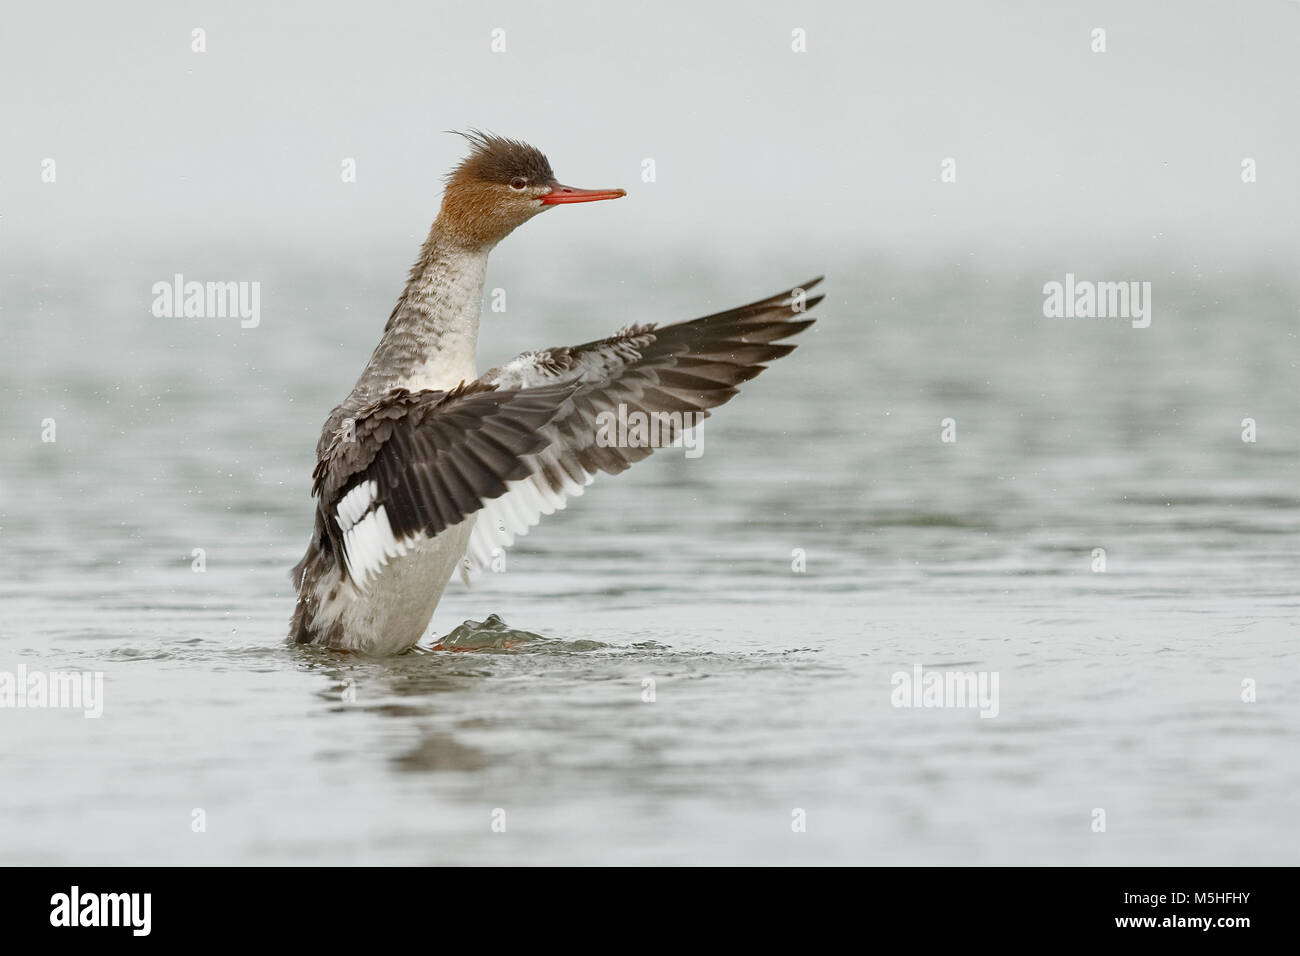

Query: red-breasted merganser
left=289, top=132, right=821, bottom=654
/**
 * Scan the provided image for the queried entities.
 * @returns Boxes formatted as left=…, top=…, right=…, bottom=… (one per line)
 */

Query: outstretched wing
left=313, top=381, right=576, bottom=589
left=464, top=277, right=822, bottom=577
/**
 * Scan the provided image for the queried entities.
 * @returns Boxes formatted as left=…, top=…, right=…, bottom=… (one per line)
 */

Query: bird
left=289, top=131, right=821, bottom=655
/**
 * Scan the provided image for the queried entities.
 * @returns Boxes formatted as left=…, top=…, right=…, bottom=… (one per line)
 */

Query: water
left=1, top=248, right=1296, bottom=864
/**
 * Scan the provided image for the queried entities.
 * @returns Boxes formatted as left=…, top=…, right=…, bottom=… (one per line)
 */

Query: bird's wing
left=312, top=381, right=577, bottom=590
left=463, top=276, right=822, bottom=579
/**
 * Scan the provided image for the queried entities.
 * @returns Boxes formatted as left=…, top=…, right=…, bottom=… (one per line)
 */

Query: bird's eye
left=509, top=178, right=528, bottom=191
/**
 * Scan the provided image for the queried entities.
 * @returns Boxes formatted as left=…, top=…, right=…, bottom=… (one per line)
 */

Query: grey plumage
left=480, top=276, right=822, bottom=489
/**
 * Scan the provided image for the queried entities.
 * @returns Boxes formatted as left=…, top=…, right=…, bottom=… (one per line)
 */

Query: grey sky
left=2, top=0, right=1296, bottom=267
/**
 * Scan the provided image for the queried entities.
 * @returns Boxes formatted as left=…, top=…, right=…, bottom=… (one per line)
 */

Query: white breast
left=394, top=246, right=488, bottom=393
left=313, top=517, right=477, bottom=655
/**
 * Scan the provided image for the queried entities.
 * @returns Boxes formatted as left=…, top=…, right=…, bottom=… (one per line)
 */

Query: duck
left=289, top=131, right=821, bottom=654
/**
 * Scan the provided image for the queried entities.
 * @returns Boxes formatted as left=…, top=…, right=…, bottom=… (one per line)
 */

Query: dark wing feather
left=465, top=277, right=821, bottom=574
left=313, top=381, right=576, bottom=588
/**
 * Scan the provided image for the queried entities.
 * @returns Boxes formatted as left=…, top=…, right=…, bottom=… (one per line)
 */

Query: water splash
left=428, top=613, right=549, bottom=651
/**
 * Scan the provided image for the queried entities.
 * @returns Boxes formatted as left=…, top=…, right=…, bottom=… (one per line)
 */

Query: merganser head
left=438, top=130, right=626, bottom=248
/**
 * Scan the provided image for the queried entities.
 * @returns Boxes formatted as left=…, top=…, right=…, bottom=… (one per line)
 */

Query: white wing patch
left=335, top=479, right=418, bottom=590
left=337, top=480, right=377, bottom=529
left=460, top=468, right=595, bottom=582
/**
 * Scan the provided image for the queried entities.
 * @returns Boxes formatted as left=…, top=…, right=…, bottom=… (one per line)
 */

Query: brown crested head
left=436, top=130, right=627, bottom=248
left=450, top=130, right=556, bottom=187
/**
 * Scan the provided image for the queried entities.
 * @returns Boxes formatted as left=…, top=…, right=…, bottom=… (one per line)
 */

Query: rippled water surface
left=1, top=252, right=1296, bottom=864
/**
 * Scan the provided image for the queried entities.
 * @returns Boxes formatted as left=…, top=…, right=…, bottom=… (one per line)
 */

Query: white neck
left=355, top=227, right=491, bottom=396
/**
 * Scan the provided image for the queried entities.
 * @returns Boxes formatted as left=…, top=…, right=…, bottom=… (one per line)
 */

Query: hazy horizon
left=2, top=0, right=1297, bottom=271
